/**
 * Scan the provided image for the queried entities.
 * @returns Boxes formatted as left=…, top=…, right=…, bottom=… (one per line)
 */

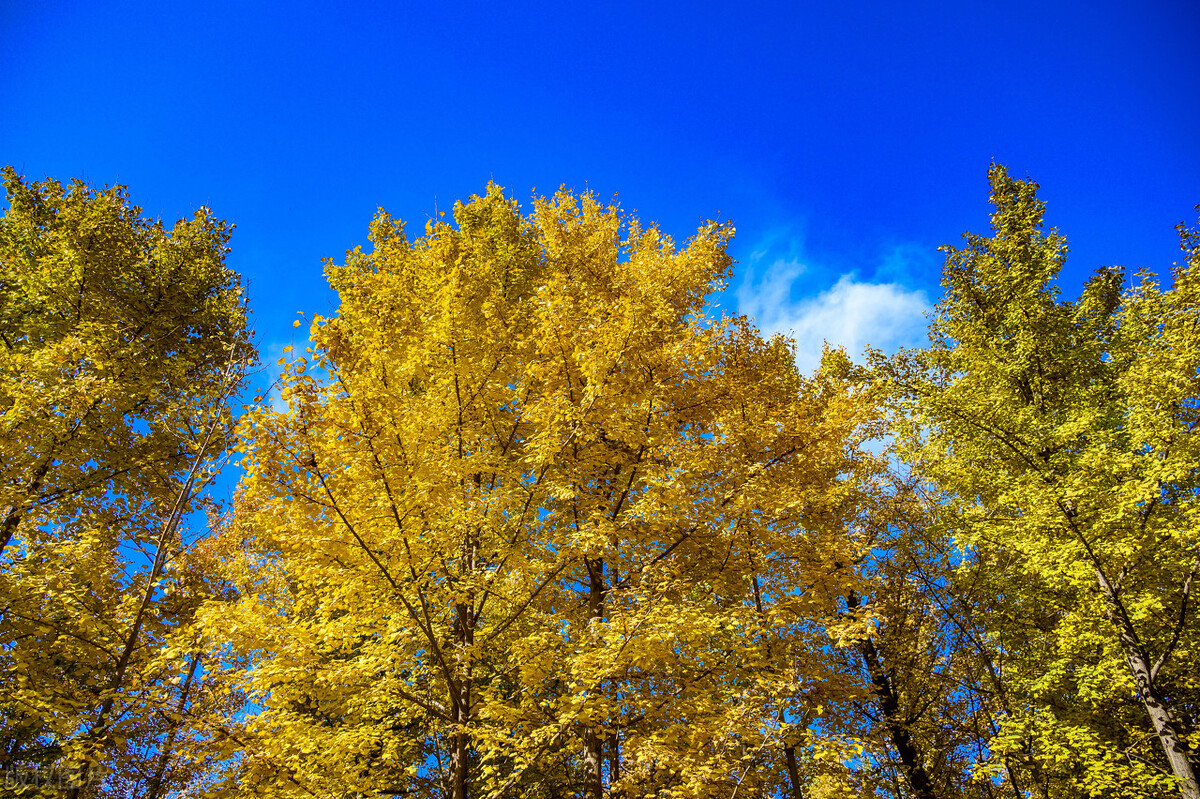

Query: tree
left=203, top=184, right=877, bottom=798
left=0, top=168, right=254, bottom=796
left=835, top=474, right=1051, bottom=799
left=884, top=166, right=1200, bottom=798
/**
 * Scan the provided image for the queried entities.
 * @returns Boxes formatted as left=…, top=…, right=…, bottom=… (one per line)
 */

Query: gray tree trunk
left=1097, top=570, right=1199, bottom=799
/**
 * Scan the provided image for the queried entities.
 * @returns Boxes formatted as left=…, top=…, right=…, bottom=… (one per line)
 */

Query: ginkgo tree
left=204, top=183, right=879, bottom=799
left=883, top=166, right=1200, bottom=799
left=0, top=167, right=254, bottom=797
left=28, top=160, right=1200, bottom=799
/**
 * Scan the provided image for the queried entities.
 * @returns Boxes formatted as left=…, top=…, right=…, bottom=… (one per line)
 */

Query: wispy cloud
left=735, top=248, right=932, bottom=375
left=258, top=340, right=299, bottom=414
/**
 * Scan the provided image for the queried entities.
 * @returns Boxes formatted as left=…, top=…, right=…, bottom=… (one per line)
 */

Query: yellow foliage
left=0, top=167, right=253, bottom=797
left=207, top=184, right=877, bottom=798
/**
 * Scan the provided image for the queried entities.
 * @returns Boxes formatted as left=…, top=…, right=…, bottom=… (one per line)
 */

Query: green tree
left=0, top=168, right=254, bottom=796
left=884, top=166, right=1200, bottom=798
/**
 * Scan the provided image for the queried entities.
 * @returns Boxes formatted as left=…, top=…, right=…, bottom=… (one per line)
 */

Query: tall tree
left=0, top=168, right=254, bottom=796
left=204, top=184, right=875, bottom=798
left=884, top=166, right=1200, bottom=798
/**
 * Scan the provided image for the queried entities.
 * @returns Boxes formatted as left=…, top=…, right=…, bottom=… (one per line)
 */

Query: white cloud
left=737, top=261, right=930, bottom=375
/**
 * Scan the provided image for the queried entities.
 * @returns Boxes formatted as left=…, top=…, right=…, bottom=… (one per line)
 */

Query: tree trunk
left=583, top=728, right=603, bottom=799
left=0, top=453, right=54, bottom=557
left=450, top=590, right=475, bottom=799
left=583, top=556, right=605, bottom=799
left=607, top=732, right=621, bottom=790
left=1127, top=651, right=1199, bottom=799
left=449, top=725, right=469, bottom=799
left=847, top=593, right=939, bottom=799
left=1097, top=571, right=1199, bottom=799
left=784, top=744, right=805, bottom=799
left=144, top=651, right=202, bottom=799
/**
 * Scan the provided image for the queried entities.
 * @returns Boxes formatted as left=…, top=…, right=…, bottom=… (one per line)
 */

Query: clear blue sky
left=4, top=0, right=1198, bottom=377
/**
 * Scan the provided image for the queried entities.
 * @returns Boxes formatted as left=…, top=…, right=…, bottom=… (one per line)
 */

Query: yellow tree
left=207, top=184, right=875, bottom=799
left=0, top=168, right=253, bottom=796
left=885, top=166, right=1200, bottom=798
left=832, top=475, right=1040, bottom=799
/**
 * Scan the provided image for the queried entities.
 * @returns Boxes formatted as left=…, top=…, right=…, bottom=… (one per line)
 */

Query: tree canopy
left=199, top=184, right=878, bottom=799
left=0, top=167, right=254, bottom=798
left=880, top=165, right=1200, bottom=799
left=1, top=166, right=1196, bottom=799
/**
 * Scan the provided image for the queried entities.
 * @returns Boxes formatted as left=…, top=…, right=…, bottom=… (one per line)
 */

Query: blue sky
left=4, top=0, right=1198, bottom=378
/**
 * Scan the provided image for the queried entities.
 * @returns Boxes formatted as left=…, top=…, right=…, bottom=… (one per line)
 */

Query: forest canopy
left=1, top=166, right=1197, bottom=799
